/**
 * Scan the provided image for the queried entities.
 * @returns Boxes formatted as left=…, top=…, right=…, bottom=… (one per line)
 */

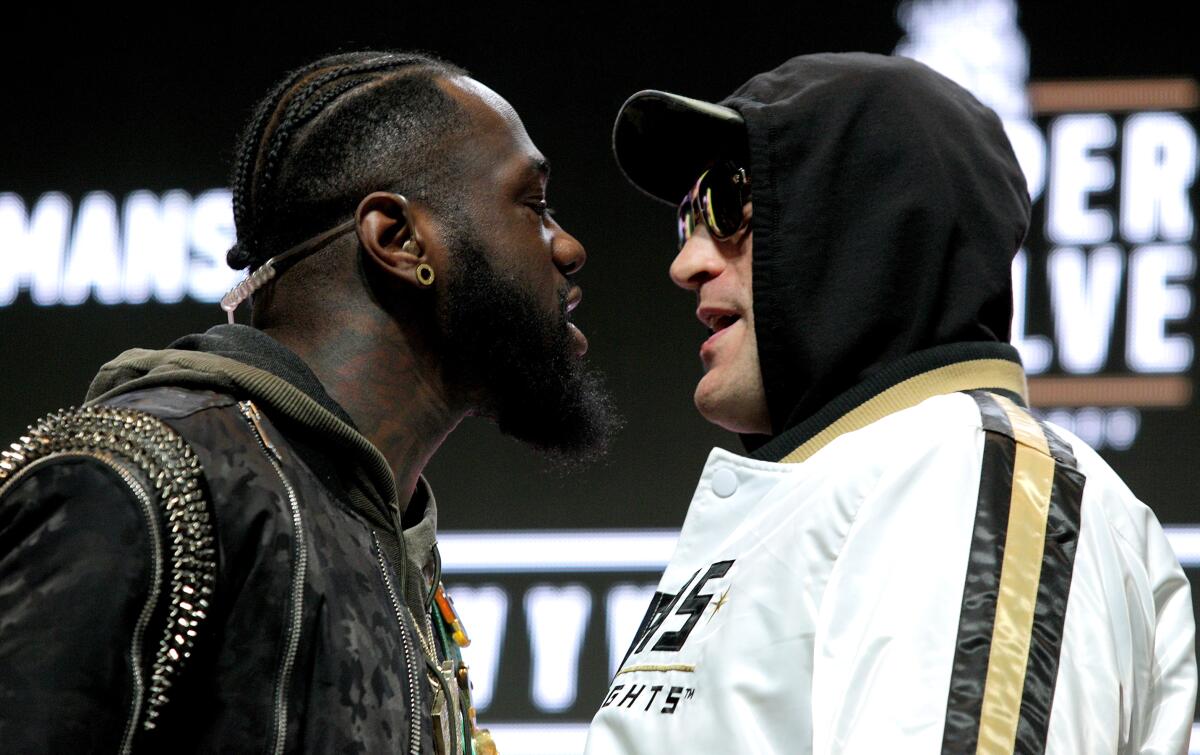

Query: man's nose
left=552, top=226, right=587, bottom=276
left=669, top=229, right=723, bottom=290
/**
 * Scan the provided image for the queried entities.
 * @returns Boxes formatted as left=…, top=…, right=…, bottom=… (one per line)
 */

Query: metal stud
left=0, top=404, right=215, bottom=734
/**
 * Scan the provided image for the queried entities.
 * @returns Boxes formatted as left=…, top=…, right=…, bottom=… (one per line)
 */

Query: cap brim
left=612, top=90, right=747, bottom=206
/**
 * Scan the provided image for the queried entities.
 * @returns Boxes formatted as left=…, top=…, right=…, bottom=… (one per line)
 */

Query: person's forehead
left=440, top=75, right=546, bottom=177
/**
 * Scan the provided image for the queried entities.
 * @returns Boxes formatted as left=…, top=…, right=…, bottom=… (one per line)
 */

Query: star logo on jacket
left=706, top=588, right=730, bottom=623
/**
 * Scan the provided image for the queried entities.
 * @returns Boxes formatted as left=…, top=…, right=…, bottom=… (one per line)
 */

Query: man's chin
left=694, top=378, right=769, bottom=435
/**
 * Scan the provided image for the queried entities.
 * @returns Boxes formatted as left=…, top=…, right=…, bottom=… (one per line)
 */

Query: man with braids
left=0, top=51, right=615, bottom=754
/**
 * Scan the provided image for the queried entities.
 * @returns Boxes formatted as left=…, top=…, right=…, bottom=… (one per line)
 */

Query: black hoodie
left=714, top=53, right=1031, bottom=458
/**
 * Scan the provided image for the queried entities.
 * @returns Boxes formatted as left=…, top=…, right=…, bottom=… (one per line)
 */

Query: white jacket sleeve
left=811, top=427, right=987, bottom=753
left=812, top=413, right=1197, bottom=755
left=1139, top=517, right=1196, bottom=754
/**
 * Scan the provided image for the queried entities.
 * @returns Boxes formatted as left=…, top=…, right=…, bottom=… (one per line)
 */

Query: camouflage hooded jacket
left=0, top=325, right=463, bottom=754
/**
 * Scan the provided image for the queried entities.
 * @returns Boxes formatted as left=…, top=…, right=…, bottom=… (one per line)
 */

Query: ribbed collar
left=750, top=342, right=1028, bottom=463
left=167, top=324, right=358, bottom=429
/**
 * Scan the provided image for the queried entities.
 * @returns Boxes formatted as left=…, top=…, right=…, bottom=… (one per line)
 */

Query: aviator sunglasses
left=677, top=162, right=751, bottom=249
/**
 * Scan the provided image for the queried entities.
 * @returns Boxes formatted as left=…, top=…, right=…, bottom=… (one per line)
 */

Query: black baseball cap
left=612, top=90, right=748, bottom=206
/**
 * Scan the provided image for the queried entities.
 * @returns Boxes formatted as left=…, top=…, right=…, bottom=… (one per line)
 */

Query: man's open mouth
left=699, top=308, right=741, bottom=334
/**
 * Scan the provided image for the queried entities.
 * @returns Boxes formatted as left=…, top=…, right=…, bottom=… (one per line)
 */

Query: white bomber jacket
left=585, top=355, right=1196, bottom=754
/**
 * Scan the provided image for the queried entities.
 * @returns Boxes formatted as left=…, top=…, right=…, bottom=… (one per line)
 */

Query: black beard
left=439, top=232, right=620, bottom=460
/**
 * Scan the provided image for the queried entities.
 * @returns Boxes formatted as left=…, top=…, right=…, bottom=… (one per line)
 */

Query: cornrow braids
left=228, top=51, right=470, bottom=271
left=228, top=54, right=391, bottom=269
left=228, top=55, right=362, bottom=242
left=252, top=59, right=401, bottom=210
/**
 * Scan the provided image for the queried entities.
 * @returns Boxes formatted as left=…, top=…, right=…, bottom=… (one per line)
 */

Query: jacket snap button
left=712, top=468, right=738, bottom=498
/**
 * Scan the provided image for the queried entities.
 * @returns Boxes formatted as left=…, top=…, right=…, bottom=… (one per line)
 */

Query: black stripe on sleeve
left=1013, top=423, right=1085, bottom=751
left=971, top=389, right=1017, bottom=437
left=1042, top=420, right=1078, bottom=470
left=941, top=391, right=1016, bottom=754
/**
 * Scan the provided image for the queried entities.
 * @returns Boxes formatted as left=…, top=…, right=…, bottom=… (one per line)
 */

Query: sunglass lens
left=677, top=205, right=696, bottom=248
left=704, top=169, right=747, bottom=238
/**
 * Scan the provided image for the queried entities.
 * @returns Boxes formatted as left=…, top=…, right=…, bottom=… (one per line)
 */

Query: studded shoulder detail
left=0, top=404, right=216, bottom=735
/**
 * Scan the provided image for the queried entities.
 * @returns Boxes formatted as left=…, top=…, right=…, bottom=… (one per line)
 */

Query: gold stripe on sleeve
left=975, top=395, right=1055, bottom=754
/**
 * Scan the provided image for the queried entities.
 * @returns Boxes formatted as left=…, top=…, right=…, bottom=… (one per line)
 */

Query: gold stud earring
left=415, top=263, right=436, bottom=287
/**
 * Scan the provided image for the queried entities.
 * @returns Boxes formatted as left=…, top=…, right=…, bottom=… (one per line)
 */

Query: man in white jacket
left=585, top=53, right=1196, bottom=754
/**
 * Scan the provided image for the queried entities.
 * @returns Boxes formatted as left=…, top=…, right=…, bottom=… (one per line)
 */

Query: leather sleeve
left=0, top=456, right=158, bottom=753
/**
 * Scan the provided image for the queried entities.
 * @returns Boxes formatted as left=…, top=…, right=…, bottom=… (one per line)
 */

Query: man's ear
left=355, top=192, right=432, bottom=289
